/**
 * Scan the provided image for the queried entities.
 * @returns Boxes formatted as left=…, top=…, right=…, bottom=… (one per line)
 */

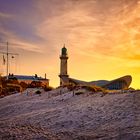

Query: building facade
left=8, top=74, right=49, bottom=87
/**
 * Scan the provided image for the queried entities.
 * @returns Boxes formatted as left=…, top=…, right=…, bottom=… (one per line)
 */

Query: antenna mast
left=0, top=41, right=19, bottom=79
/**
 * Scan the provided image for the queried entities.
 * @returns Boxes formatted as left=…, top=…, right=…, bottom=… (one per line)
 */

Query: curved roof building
left=100, top=75, right=132, bottom=90
left=61, top=75, right=132, bottom=90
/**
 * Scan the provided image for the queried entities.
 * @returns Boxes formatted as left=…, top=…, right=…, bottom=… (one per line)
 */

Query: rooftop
left=8, top=74, right=49, bottom=81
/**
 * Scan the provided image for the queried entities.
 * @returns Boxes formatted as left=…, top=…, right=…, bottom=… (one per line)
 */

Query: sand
left=0, top=87, right=140, bottom=140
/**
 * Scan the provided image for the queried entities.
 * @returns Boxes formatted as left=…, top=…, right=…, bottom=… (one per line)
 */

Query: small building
left=8, top=74, right=49, bottom=87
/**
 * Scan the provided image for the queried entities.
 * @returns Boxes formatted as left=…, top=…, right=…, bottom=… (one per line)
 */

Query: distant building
left=8, top=74, right=49, bottom=87
left=59, top=46, right=132, bottom=90
left=66, top=76, right=132, bottom=90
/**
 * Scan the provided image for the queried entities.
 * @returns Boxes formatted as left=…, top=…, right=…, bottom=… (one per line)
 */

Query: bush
left=67, top=85, right=76, bottom=91
left=44, top=86, right=53, bottom=91
left=75, top=92, right=84, bottom=95
left=35, top=90, right=41, bottom=95
left=6, top=78, right=19, bottom=85
left=20, top=82, right=28, bottom=89
left=83, top=85, right=104, bottom=92
left=30, top=81, right=42, bottom=88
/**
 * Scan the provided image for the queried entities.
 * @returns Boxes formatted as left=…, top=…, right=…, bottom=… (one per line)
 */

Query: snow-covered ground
left=0, top=88, right=140, bottom=140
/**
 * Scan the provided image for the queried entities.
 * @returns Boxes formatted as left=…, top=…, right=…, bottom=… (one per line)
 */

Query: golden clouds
left=0, top=0, right=140, bottom=88
left=19, top=0, right=140, bottom=88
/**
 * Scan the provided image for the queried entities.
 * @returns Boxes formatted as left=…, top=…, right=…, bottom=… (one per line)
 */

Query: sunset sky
left=0, top=0, right=140, bottom=88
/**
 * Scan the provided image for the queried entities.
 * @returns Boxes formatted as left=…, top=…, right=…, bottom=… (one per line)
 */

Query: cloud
left=0, top=14, right=43, bottom=53
left=0, top=25, right=42, bottom=53
left=0, top=12, right=13, bottom=19
left=0, top=0, right=140, bottom=60
left=35, top=0, right=140, bottom=60
left=1, top=0, right=139, bottom=58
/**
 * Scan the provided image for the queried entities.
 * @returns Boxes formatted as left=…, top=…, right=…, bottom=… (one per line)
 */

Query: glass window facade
left=105, top=80, right=127, bottom=90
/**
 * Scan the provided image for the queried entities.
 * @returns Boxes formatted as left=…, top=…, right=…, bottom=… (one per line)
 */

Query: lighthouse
left=59, top=45, right=69, bottom=86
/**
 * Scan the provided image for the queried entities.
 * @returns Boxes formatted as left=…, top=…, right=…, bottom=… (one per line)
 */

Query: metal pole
left=6, top=42, right=8, bottom=79
left=0, top=41, right=19, bottom=78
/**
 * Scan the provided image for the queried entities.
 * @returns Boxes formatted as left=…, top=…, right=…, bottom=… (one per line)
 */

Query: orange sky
left=0, top=0, right=140, bottom=88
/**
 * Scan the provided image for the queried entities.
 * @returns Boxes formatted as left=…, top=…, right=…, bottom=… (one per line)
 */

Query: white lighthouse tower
left=59, top=45, right=69, bottom=86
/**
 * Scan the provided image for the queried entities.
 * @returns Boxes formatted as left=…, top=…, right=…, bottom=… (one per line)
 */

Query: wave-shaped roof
left=102, top=75, right=132, bottom=88
left=61, top=75, right=132, bottom=89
